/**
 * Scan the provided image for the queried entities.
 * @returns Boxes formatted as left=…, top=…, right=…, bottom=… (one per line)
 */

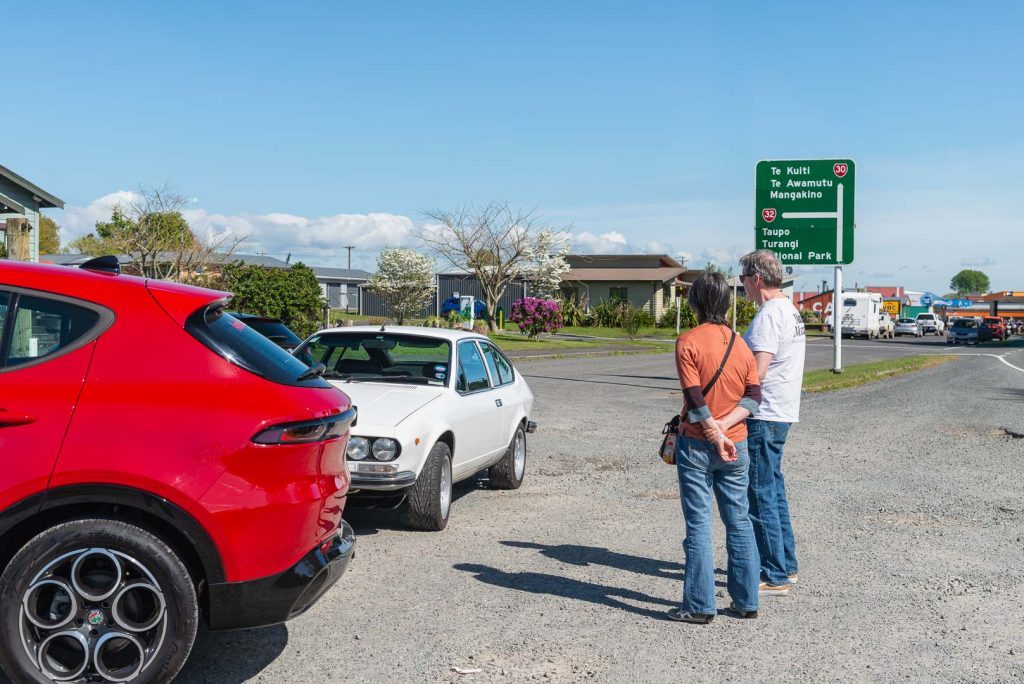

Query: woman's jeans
left=675, top=435, right=759, bottom=614
left=745, top=418, right=798, bottom=585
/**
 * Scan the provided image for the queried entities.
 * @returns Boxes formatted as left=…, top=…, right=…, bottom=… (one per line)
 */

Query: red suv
left=0, top=258, right=356, bottom=683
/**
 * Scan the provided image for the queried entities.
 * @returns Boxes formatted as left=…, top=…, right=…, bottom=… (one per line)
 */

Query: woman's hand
left=717, top=434, right=738, bottom=462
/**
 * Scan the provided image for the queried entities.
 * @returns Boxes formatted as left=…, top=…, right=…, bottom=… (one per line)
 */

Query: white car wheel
left=401, top=442, right=453, bottom=531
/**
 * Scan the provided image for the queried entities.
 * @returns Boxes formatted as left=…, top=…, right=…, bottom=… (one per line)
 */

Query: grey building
left=311, top=266, right=372, bottom=312
left=0, top=164, right=64, bottom=262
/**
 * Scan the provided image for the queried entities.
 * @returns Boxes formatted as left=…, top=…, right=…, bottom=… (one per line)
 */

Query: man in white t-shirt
left=739, top=250, right=806, bottom=597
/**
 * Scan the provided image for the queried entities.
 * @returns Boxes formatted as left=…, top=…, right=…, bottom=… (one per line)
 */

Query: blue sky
left=3, top=1, right=1022, bottom=292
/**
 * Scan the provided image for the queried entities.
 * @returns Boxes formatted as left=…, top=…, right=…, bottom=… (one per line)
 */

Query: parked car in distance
left=228, top=311, right=304, bottom=350
left=294, top=326, right=536, bottom=531
left=981, top=316, right=1008, bottom=341
left=948, top=317, right=981, bottom=344
left=915, top=312, right=945, bottom=335
left=878, top=312, right=895, bottom=339
left=0, top=258, right=356, bottom=683
left=894, top=318, right=921, bottom=337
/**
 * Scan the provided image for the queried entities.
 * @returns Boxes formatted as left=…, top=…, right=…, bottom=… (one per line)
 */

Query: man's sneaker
left=665, top=607, right=714, bottom=624
left=727, top=602, right=758, bottom=619
left=788, top=573, right=799, bottom=584
left=759, top=581, right=790, bottom=597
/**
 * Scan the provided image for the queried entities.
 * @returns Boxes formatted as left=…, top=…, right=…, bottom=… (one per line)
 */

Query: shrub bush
left=728, top=295, right=759, bottom=328
left=619, top=303, right=643, bottom=340
left=590, top=300, right=621, bottom=327
left=659, top=301, right=698, bottom=329
left=510, top=297, right=563, bottom=339
left=557, top=297, right=586, bottom=327
left=633, top=308, right=655, bottom=328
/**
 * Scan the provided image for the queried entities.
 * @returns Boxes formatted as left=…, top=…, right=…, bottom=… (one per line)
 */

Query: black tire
left=489, top=422, right=527, bottom=490
left=401, top=441, right=453, bottom=531
left=0, top=518, right=198, bottom=684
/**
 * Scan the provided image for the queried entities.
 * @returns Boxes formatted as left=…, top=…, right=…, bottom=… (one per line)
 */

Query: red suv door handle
left=0, top=411, right=36, bottom=427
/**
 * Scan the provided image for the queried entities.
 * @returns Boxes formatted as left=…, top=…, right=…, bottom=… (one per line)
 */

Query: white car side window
left=480, top=342, right=514, bottom=386
left=457, top=341, right=491, bottom=393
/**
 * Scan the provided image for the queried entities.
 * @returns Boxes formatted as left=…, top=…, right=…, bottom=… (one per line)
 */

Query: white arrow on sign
left=781, top=182, right=844, bottom=262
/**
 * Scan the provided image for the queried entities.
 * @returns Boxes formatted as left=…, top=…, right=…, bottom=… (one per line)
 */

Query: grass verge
left=488, top=333, right=663, bottom=352
left=802, top=355, right=957, bottom=393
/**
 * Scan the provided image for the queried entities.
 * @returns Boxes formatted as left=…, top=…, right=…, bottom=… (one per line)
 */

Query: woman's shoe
left=665, top=607, right=715, bottom=624
left=727, top=602, right=758, bottom=619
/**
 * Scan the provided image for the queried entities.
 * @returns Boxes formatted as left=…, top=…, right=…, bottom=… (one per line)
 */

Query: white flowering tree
left=525, top=230, right=570, bottom=299
left=365, top=248, right=436, bottom=324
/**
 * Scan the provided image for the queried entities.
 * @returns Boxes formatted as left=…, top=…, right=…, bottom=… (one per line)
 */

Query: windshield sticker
left=435, top=372, right=446, bottom=380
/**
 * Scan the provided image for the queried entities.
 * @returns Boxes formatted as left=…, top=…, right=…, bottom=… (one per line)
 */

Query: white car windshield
left=296, top=332, right=452, bottom=385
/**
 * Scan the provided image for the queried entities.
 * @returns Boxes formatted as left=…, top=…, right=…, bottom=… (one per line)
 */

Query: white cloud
left=60, top=191, right=141, bottom=239
left=961, top=256, right=996, bottom=268
left=56, top=192, right=416, bottom=270
left=571, top=230, right=629, bottom=253
left=185, top=209, right=416, bottom=267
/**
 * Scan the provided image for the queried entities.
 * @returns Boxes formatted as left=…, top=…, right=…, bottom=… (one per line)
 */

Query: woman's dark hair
left=687, top=271, right=731, bottom=325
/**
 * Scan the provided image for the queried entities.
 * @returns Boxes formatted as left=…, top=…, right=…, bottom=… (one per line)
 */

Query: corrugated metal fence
left=359, top=274, right=528, bottom=318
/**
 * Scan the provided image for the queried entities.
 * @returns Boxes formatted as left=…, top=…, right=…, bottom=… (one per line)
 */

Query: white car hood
left=328, top=381, right=445, bottom=426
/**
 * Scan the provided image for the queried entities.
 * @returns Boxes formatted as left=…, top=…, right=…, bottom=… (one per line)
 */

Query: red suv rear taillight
left=252, top=407, right=358, bottom=445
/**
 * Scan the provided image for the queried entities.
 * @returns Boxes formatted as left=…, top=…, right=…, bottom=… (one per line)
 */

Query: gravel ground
left=172, top=345, right=1024, bottom=683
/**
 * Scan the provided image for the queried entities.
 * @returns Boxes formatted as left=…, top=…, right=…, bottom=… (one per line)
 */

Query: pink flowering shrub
left=510, top=297, right=563, bottom=339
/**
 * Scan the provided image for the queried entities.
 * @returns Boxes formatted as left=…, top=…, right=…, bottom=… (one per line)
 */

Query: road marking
left=926, top=351, right=1024, bottom=375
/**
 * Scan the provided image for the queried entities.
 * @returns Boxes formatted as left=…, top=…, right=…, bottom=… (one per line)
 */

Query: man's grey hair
left=739, top=250, right=783, bottom=288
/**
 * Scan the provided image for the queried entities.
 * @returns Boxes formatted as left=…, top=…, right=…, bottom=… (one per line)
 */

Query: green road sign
left=755, top=159, right=855, bottom=265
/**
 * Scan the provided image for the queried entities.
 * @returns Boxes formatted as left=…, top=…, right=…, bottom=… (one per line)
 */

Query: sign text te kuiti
left=755, top=159, right=856, bottom=265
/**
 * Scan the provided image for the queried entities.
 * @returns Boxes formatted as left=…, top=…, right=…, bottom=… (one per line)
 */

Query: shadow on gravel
left=344, top=478, right=483, bottom=535
left=175, top=623, right=288, bottom=683
left=454, top=563, right=677, bottom=619
left=990, top=388, right=1024, bottom=402
left=500, top=541, right=726, bottom=586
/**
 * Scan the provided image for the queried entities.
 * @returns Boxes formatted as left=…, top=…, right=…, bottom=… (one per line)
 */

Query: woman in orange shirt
left=668, top=271, right=762, bottom=624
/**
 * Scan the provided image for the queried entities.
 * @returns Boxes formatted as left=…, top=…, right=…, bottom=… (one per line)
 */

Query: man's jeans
left=675, top=436, right=759, bottom=614
left=745, top=418, right=797, bottom=585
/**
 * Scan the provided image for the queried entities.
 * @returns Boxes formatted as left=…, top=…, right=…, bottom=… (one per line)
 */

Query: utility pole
left=344, top=246, right=355, bottom=270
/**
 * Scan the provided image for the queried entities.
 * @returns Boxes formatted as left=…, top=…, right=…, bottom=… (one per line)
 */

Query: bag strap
left=702, top=329, right=736, bottom=395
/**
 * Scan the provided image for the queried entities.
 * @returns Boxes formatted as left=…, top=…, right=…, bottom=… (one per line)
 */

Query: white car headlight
left=371, top=438, right=399, bottom=461
left=347, top=436, right=370, bottom=460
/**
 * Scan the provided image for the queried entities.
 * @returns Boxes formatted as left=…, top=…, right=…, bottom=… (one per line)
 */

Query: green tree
left=221, top=262, right=326, bottom=338
left=39, top=216, right=63, bottom=254
left=69, top=184, right=244, bottom=280
left=365, top=248, right=436, bottom=324
left=949, top=269, right=990, bottom=295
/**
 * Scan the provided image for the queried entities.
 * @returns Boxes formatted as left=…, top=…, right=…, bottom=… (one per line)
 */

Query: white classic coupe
left=294, top=326, right=536, bottom=530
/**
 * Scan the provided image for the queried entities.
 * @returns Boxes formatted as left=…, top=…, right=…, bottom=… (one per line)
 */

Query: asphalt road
left=172, top=339, right=1024, bottom=683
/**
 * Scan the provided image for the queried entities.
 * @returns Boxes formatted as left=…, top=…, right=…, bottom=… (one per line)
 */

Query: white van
left=838, top=292, right=883, bottom=339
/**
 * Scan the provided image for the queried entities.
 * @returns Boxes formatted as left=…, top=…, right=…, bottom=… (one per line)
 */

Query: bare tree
left=420, top=203, right=562, bottom=332
left=70, top=184, right=247, bottom=281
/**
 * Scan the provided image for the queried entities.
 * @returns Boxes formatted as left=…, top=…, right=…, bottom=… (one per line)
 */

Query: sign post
left=756, top=159, right=855, bottom=373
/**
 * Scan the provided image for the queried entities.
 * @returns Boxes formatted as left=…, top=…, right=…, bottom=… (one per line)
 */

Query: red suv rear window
left=186, top=306, right=328, bottom=388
